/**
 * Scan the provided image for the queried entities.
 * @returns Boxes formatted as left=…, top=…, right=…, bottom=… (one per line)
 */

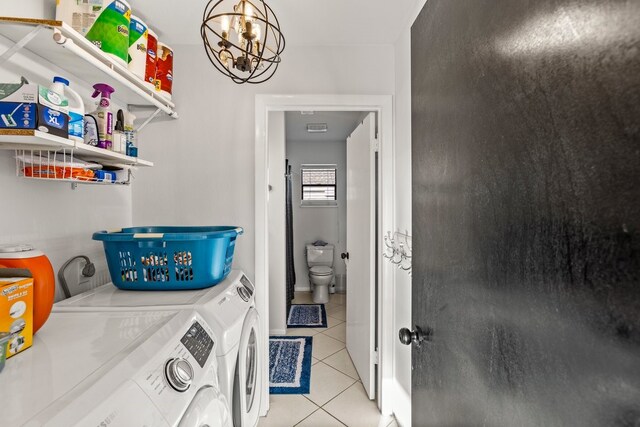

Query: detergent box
left=0, top=269, right=33, bottom=359
left=0, top=79, right=37, bottom=130
left=36, top=85, right=69, bottom=138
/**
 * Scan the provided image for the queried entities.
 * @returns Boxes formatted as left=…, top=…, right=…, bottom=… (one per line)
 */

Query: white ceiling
left=130, top=0, right=421, bottom=46
left=285, top=111, right=365, bottom=142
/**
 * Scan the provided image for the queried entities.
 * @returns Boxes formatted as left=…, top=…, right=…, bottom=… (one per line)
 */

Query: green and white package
left=85, top=0, right=131, bottom=66
left=127, top=15, right=149, bottom=79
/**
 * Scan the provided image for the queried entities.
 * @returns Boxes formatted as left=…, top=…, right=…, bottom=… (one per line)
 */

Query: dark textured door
left=410, top=1, right=640, bottom=426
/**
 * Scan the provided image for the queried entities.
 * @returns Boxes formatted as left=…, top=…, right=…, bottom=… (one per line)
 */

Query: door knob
left=399, top=326, right=432, bottom=347
left=341, top=252, right=349, bottom=260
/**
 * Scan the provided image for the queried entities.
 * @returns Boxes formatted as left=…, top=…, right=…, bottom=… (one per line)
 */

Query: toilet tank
left=306, top=244, right=334, bottom=267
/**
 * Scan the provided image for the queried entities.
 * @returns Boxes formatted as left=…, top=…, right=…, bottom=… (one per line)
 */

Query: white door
left=345, top=113, right=377, bottom=399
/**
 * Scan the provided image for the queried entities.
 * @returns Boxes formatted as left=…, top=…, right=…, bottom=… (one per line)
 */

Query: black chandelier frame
left=201, top=0, right=286, bottom=84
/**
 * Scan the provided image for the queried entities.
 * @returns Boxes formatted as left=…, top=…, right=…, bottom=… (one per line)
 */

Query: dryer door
left=178, top=386, right=232, bottom=427
left=233, top=308, right=262, bottom=427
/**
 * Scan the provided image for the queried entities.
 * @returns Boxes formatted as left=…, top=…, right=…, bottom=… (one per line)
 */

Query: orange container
left=0, top=245, right=54, bottom=334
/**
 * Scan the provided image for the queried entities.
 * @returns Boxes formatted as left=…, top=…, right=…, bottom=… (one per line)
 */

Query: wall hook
left=383, top=230, right=412, bottom=275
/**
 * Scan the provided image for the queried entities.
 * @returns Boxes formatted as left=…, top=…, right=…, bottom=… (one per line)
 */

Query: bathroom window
left=301, top=164, right=337, bottom=207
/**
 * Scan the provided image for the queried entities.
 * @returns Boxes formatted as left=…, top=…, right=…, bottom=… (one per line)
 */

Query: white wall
left=133, top=44, right=395, bottom=286
left=286, top=139, right=347, bottom=291
left=267, top=112, right=286, bottom=333
left=391, top=1, right=427, bottom=424
left=0, top=29, right=131, bottom=301
left=391, top=27, right=413, bottom=427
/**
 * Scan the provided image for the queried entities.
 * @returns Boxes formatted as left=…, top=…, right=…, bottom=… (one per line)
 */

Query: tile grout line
left=318, top=330, right=346, bottom=344
left=322, top=408, right=349, bottom=427
left=321, top=358, right=361, bottom=383
left=318, top=379, right=362, bottom=411
left=293, top=405, right=349, bottom=427
left=293, top=402, right=322, bottom=426
left=302, top=361, right=357, bottom=408
left=317, top=344, right=347, bottom=363
left=320, top=360, right=361, bottom=383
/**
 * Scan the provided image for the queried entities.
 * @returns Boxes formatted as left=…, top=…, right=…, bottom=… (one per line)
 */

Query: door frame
left=255, top=94, right=395, bottom=416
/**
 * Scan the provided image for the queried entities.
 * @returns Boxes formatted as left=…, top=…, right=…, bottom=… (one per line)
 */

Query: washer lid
left=310, top=266, right=333, bottom=275
left=53, top=270, right=245, bottom=312
left=5, top=310, right=177, bottom=427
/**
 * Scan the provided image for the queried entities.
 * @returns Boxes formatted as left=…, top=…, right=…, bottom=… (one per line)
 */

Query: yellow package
left=0, top=270, right=33, bottom=359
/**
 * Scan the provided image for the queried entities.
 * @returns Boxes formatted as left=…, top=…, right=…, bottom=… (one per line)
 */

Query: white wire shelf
left=0, top=17, right=178, bottom=119
left=20, top=176, right=130, bottom=186
left=15, top=148, right=132, bottom=187
left=0, top=129, right=152, bottom=167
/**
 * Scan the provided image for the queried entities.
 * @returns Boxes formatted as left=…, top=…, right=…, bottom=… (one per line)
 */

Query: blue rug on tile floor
left=287, top=304, right=327, bottom=328
left=269, top=336, right=313, bottom=394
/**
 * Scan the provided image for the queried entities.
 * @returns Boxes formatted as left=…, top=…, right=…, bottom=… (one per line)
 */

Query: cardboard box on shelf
left=0, top=79, right=37, bottom=130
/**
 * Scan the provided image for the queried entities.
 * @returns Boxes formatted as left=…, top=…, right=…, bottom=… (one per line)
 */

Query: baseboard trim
left=294, top=286, right=311, bottom=292
left=269, top=329, right=287, bottom=336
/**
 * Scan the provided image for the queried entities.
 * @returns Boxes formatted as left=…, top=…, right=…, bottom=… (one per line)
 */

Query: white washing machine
left=3, top=309, right=230, bottom=427
left=53, top=270, right=262, bottom=427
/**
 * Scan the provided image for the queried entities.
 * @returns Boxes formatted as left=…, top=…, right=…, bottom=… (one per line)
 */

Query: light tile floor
left=259, top=292, right=395, bottom=427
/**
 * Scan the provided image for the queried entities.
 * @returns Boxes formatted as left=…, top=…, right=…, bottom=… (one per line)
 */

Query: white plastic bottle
left=88, top=83, right=115, bottom=149
left=51, top=77, right=85, bottom=143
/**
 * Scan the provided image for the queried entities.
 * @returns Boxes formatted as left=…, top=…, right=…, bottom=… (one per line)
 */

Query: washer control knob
left=237, top=285, right=251, bottom=302
left=165, top=358, right=193, bottom=392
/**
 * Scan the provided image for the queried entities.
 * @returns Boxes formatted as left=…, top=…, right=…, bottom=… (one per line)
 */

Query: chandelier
left=201, top=0, right=285, bottom=84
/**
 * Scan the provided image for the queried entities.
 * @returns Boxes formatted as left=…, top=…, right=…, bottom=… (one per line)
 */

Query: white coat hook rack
left=383, top=230, right=412, bottom=275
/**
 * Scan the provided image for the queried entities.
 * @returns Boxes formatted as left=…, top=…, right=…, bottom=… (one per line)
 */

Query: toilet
left=306, top=243, right=334, bottom=304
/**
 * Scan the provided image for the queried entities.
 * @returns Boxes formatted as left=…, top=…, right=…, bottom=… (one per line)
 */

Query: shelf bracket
left=135, top=107, right=163, bottom=133
left=0, top=25, right=45, bottom=65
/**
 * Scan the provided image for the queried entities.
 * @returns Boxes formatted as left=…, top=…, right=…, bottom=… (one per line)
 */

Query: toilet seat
left=309, top=266, right=332, bottom=276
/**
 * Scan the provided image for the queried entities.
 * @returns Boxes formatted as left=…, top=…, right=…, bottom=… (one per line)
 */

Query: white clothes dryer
left=3, top=309, right=230, bottom=427
left=53, top=270, right=262, bottom=427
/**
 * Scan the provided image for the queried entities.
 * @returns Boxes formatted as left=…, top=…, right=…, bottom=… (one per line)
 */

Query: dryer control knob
left=237, top=285, right=251, bottom=302
left=165, top=358, right=193, bottom=392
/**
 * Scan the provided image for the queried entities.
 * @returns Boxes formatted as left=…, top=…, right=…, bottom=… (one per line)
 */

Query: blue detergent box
left=0, top=80, right=37, bottom=130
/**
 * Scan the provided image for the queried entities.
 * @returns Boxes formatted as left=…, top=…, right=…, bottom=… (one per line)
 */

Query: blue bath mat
left=269, top=336, right=313, bottom=394
left=287, top=304, right=327, bottom=328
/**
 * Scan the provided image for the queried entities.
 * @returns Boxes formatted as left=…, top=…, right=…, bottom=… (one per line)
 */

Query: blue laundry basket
left=93, top=226, right=243, bottom=290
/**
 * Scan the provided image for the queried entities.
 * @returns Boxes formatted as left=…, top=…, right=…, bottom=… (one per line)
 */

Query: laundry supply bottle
left=52, top=77, right=84, bottom=143
left=42, top=77, right=69, bottom=136
left=124, top=111, right=137, bottom=157
left=112, top=109, right=127, bottom=153
left=48, top=77, right=67, bottom=102
left=88, top=83, right=115, bottom=149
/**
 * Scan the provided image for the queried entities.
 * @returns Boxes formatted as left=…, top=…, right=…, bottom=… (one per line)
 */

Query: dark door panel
left=411, top=0, right=640, bottom=426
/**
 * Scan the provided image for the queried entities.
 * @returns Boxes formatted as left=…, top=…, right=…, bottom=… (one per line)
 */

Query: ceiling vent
left=307, top=123, right=328, bottom=133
